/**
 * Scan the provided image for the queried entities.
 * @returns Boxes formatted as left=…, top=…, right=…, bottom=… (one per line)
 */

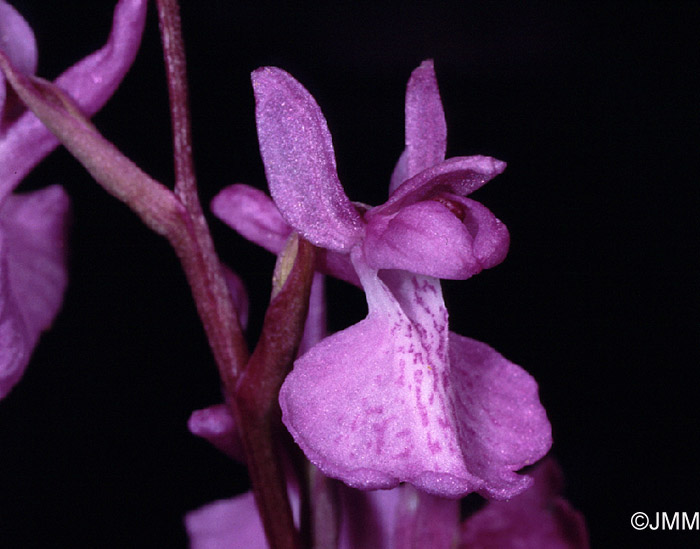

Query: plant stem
left=155, top=0, right=248, bottom=387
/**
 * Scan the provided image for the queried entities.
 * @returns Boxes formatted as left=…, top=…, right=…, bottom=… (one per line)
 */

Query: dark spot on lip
left=429, top=194, right=467, bottom=222
left=428, top=193, right=480, bottom=238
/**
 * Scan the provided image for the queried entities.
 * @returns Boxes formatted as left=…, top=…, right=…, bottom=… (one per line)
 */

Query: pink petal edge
left=371, top=155, right=506, bottom=220
left=403, top=59, right=447, bottom=182
left=0, top=185, right=69, bottom=399
left=0, top=0, right=38, bottom=113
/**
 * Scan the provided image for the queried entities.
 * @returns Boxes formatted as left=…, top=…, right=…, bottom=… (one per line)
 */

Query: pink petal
left=370, top=155, right=506, bottom=221
left=222, top=264, right=249, bottom=331
left=212, top=184, right=292, bottom=255
left=0, top=0, right=38, bottom=113
left=185, top=493, right=267, bottom=549
left=453, top=195, right=510, bottom=270
left=364, top=194, right=509, bottom=279
left=280, top=248, right=549, bottom=497
left=212, top=184, right=359, bottom=286
left=403, top=60, right=447, bottom=182
left=186, top=477, right=301, bottom=548
left=280, top=251, right=459, bottom=495
left=0, top=185, right=69, bottom=398
left=252, top=67, right=364, bottom=251
left=0, top=0, right=147, bottom=197
left=281, top=249, right=548, bottom=498
left=388, top=149, right=409, bottom=197
left=448, top=332, right=552, bottom=499
left=338, top=486, right=405, bottom=549
left=392, top=484, right=459, bottom=548
left=298, top=273, right=327, bottom=356
left=188, top=404, right=245, bottom=463
left=460, top=460, right=590, bottom=548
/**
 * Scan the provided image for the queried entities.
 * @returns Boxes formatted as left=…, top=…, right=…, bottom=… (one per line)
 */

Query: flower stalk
left=154, top=0, right=248, bottom=388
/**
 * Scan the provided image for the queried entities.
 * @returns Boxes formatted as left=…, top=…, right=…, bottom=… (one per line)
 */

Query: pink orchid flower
left=213, top=61, right=551, bottom=499
left=0, top=0, right=147, bottom=399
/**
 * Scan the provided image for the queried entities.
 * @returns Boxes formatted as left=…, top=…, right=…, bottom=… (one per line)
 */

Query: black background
left=1, top=1, right=698, bottom=547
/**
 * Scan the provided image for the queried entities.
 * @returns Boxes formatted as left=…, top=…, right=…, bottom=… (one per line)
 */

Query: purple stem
left=157, top=4, right=314, bottom=545
left=154, top=0, right=248, bottom=383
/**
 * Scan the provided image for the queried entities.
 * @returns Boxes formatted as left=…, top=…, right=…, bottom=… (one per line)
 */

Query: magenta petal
left=0, top=0, right=38, bottom=112
left=364, top=200, right=480, bottom=279
left=388, top=149, right=409, bottom=197
left=370, top=155, right=506, bottom=220
left=298, top=273, right=327, bottom=356
left=448, top=332, right=552, bottom=499
left=188, top=404, right=245, bottom=463
left=460, top=459, right=590, bottom=548
left=0, top=185, right=69, bottom=399
left=392, top=484, right=459, bottom=548
left=212, top=184, right=292, bottom=254
left=365, top=195, right=509, bottom=278
left=212, top=184, right=359, bottom=285
left=186, top=493, right=267, bottom=549
left=404, top=60, right=447, bottom=180
left=221, top=265, right=249, bottom=331
left=281, top=249, right=549, bottom=498
left=252, top=67, right=364, bottom=251
left=53, top=0, right=146, bottom=116
left=451, top=195, right=510, bottom=270
left=0, top=0, right=146, bottom=196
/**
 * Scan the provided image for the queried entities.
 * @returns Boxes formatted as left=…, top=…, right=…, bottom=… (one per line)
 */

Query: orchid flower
left=0, top=0, right=147, bottom=399
left=213, top=61, right=551, bottom=500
